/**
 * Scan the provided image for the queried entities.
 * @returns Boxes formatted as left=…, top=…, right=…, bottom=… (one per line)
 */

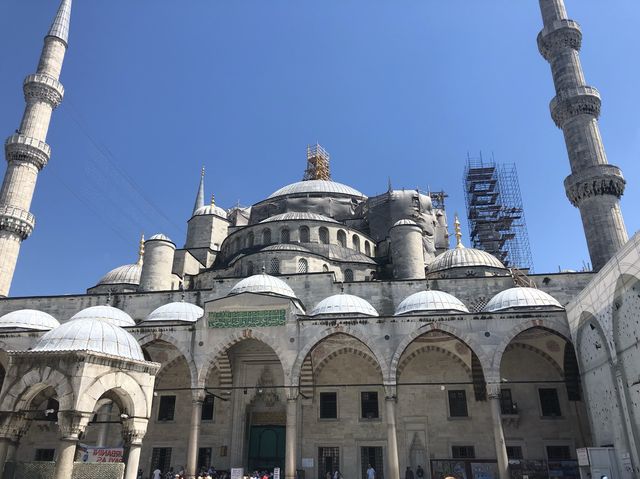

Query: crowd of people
left=146, top=466, right=227, bottom=479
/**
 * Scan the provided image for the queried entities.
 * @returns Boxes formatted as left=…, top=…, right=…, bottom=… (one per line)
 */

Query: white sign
left=302, top=458, right=314, bottom=468
left=231, top=467, right=245, bottom=479
left=576, top=448, right=590, bottom=467
left=274, top=467, right=281, bottom=479
left=78, top=446, right=124, bottom=463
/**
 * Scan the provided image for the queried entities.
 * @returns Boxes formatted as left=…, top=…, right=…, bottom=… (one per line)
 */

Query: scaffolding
left=303, top=143, right=331, bottom=181
left=463, top=153, right=534, bottom=272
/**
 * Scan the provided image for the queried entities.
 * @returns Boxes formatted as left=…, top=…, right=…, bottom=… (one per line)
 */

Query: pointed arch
left=78, top=371, right=149, bottom=418
left=138, top=332, right=198, bottom=389
left=397, top=345, right=472, bottom=380
left=314, top=345, right=383, bottom=379
left=0, top=367, right=74, bottom=412
left=503, top=343, right=564, bottom=378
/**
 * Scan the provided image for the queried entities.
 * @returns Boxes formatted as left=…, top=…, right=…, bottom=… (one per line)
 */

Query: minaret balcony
left=550, top=86, right=601, bottom=128
left=23, top=74, right=64, bottom=108
left=537, top=19, right=582, bottom=60
left=564, top=165, right=626, bottom=207
left=5, top=134, right=51, bottom=170
left=0, top=205, right=35, bottom=240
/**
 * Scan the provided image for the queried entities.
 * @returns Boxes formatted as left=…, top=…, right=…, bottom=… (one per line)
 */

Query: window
left=281, top=228, right=290, bottom=243
left=352, top=235, right=360, bottom=252
left=500, top=389, right=517, bottom=415
left=546, top=446, right=572, bottom=460
left=337, top=230, right=346, bottom=247
left=270, top=257, right=280, bottom=274
left=201, top=395, right=214, bottom=421
left=198, top=447, right=212, bottom=470
left=299, top=226, right=310, bottom=243
left=365, top=242, right=371, bottom=256
left=151, top=447, right=172, bottom=474
left=35, top=449, right=55, bottom=461
left=319, top=227, right=329, bottom=245
left=262, top=229, right=272, bottom=244
left=247, top=232, right=254, bottom=248
left=539, top=388, right=561, bottom=417
left=361, top=391, right=379, bottom=419
left=361, top=447, right=384, bottom=479
left=448, top=390, right=468, bottom=417
left=322, top=264, right=329, bottom=272
left=344, top=269, right=354, bottom=282
left=247, top=261, right=254, bottom=276
left=320, top=392, right=337, bottom=419
left=319, top=447, right=340, bottom=479
left=234, top=237, right=241, bottom=252
left=158, top=395, right=176, bottom=421
left=298, top=258, right=308, bottom=274
left=506, top=446, right=523, bottom=460
left=452, top=446, right=475, bottom=459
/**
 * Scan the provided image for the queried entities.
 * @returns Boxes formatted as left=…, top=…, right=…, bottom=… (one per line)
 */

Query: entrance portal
left=248, top=425, right=285, bottom=472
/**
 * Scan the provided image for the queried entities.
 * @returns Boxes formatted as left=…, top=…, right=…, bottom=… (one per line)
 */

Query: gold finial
left=454, top=214, right=464, bottom=249
left=211, top=193, right=215, bottom=206
left=138, top=233, right=145, bottom=264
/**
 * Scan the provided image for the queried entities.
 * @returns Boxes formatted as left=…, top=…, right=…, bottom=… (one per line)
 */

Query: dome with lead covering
left=429, top=247, right=505, bottom=272
left=97, top=263, right=142, bottom=286
left=0, top=309, right=60, bottom=331
left=395, top=290, right=469, bottom=316
left=268, top=180, right=365, bottom=199
left=33, top=318, right=144, bottom=361
left=484, top=287, right=563, bottom=312
left=146, top=302, right=204, bottom=323
left=194, top=203, right=228, bottom=219
left=70, top=305, right=136, bottom=327
left=310, top=293, right=378, bottom=317
left=259, top=212, right=339, bottom=224
left=229, top=273, right=297, bottom=299
left=261, top=244, right=309, bottom=253
left=148, top=233, right=172, bottom=242
left=392, top=219, right=419, bottom=227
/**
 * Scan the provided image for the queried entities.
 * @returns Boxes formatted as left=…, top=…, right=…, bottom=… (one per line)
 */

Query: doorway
left=248, top=425, right=285, bottom=472
left=361, top=447, right=384, bottom=479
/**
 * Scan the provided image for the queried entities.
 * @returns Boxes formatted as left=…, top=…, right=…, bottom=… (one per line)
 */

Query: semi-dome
left=429, top=247, right=505, bottom=272
left=259, top=212, right=339, bottom=224
left=268, top=180, right=365, bottom=199
left=310, top=293, right=378, bottom=317
left=33, top=318, right=144, bottom=361
left=97, top=263, right=142, bottom=286
left=395, top=290, right=469, bottom=315
left=193, top=203, right=227, bottom=219
left=261, top=243, right=310, bottom=253
left=70, top=305, right=136, bottom=327
left=392, top=219, right=419, bottom=227
left=0, top=309, right=60, bottom=331
left=229, top=273, right=297, bottom=299
left=146, top=302, right=204, bottom=323
left=148, top=233, right=172, bottom=242
left=484, top=287, right=563, bottom=312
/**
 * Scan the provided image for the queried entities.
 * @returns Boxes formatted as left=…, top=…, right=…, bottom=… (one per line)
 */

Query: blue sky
left=0, top=1, right=638, bottom=296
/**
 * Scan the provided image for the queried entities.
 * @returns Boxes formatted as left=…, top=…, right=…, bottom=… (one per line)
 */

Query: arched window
left=319, top=227, right=330, bottom=245
left=247, top=261, right=254, bottom=276
left=234, top=237, right=241, bottom=252
left=337, top=230, right=346, bottom=248
left=344, top=269, right=354, bottom=282
left=322, top=264, right=329, bottom=272
left=262, top=228, right=272, bottom=245
left=352, top=235, right=361, bottom=252
left=299, top=226, right=310, bottom=243
left=281, top=228, right=290, bottom=244
left=270, top=257, right=280, bottom=274
left=365, top=241, right=371, bottom=256
left=298, top=258, right=308, bottom=273
left=247, top=232, right=254, bottom=248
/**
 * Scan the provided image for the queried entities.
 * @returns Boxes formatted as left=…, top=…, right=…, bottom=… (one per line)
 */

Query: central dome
left=268, top=180, right=365, bottom=199
left=229, top=273, right=297, bottom=299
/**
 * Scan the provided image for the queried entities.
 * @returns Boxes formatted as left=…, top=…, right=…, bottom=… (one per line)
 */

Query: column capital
left=486, top=383, right=502, bottom=399
left=57, top=411, right=92, bottom=440
left=384, top=384, right=397, bottom=401
left=191, top=389, right=206, bottom=404
left=285, top=386, right=299, bottom=401
left=0, top=412, right=29, bottom=441
left=122, top=418, right=148, bottom=446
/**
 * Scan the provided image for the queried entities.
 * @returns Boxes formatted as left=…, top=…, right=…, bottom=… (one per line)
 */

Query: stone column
left=0, top=412, right=28, bottom=476
left=487, top=384, right=509, bottom=479
left=123, top=418, right=148, bottom=479
left=384, top=386, right=400, bottom=479
left=54, top=411, right=91, bottom=479
left=285, top=389, right=299, bottom=479
left=0, top=437, right=11, bottom=476
left=186, top=392, right=205, bottom=479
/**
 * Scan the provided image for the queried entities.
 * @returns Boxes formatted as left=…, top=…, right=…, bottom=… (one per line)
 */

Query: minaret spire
left=193, top=167, right=205, bottom=215
left=137, top=233, right=145, bottom=265
left=538, top=0, right=627, bottom=270
left=454, top=215, right=464, bottom=249
left=0, top=0, right=72, bottom=297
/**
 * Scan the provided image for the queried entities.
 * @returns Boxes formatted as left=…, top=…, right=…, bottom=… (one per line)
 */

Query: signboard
left=302, top=458, right=314, bottom=468
left=274, top=467, right=281, bottom=479
left=231, top=467, right=245, bottom=479
left=208, top=309, right=286, bottom=328
left=576, top=448, right=589, bottom=467
left=471, top=462, right=498, bottom=479
left=78, top=446, right=124, bottom=463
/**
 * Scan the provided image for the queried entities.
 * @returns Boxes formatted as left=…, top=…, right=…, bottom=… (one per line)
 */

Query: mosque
left=0, top=1, right=639, bottom=479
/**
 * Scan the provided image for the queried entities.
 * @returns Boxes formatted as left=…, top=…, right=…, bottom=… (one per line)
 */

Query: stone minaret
left=0, top=0, right=72, bottom=297
left=538, top=0, right=627, bottom=270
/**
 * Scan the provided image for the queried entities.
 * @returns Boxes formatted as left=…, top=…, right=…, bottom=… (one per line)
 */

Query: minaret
left=193, top=167, right=205, bottom=215
left=537, top=0, right=627, bottom=270
left=0, top=0, right=72, bottom=297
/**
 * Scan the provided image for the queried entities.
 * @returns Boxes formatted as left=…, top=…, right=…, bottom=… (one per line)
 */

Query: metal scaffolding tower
left=303, top=144, right=331, bottom=181
left=463, top=153, right=534, bottom=272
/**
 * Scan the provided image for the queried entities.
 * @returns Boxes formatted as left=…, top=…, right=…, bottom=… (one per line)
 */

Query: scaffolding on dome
left=463, top=153, right=534, bottom=272
left=303, top=143, right=331, bottom=181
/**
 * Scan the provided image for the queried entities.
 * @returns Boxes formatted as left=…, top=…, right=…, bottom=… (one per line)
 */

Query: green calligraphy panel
left=207, top=309, right=286, bottom=328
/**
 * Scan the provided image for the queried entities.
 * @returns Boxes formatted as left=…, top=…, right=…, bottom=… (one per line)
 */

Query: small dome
left=392, top=219, right=419, bottom=227
left=429, top=247, right=505, bottom=272
left=148, top=233, right=172, bottom=242
left=261, top=244, right=310, bottom=253
left=395, top=290, right=469, bottom=315
left=0, top=309, right=60, bottom=331
left=70, top=305, right=136, bottom=327
left=146, top=302, right=204, bottom=323
left=310, top=293, right=378, bottom=317
left=193, top=204, right=228, bottom=219
left=485, top=287, right=563, bottom=312
left=33, top=318, right=144, bottom=361
left=229, top=274, right=297, bottom=298
left=259, top=212, right=338, bottom=224
left=97, top=263, right=142, bottom=286
left=268, top=180, right=365, bottom=199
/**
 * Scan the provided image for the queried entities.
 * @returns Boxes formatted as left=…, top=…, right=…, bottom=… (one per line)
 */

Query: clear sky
left=0, top=1, right=638, bottom=297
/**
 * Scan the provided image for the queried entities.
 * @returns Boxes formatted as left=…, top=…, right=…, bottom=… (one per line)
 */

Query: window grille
left=299, top=226, right=310, bottom=243
left=546, top=446, right=572, bottom=460
left=298, top=258, right=308, bottom=273
left=337, top=230, right=346, bottom=247
left=452, top=446, right=475, bottom=459
left=319, top=227, right=329, bottom=244
left=320, top=392, right=337, bottom=419
left=344, top=269, right=354, bottom=282
left=247, top=232, right=254, bottom=248
left=262, top=229, right=272, bottom=244
left=361, top=391, right=379, bottom=419
left=158, top=396, right=176, bottom=421
left=448, top=390, right=468, bottom=417
left=319, top=447, right=340, bottom=479
left=281, top=229, right=290, bottom=243
left=151, top=447, right=172, bottom=474
left=201, top=395, right=214, bottom=421
left=539, top=388, right=561, bottom=417
left=270, top=258, right=280, bottom=274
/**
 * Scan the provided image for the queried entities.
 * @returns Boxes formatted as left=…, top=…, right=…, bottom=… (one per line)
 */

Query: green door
left=248, top=426, right=285, bottom=472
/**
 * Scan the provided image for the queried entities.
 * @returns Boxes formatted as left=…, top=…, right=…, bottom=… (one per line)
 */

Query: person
left=333, top=469, right=342, bottom=479
left=405, top=467, right=414, bottom=479
left=326, top=471, right=332, bottom=479
left=137, top=469, right=143, bottom=479
left=416, top=466, right=424, bottom=479
left=367, top=464, right=376, bottom=479
left=152, top=468, right=162, bottom=479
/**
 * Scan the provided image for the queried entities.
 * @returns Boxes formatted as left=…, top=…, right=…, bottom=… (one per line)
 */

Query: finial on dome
left=261, top=265, right=266, bottom=274
left=454, top=214, right=464, bottom=249
left=211, top=193, right=215, bottom=206
left=138, top=233, right=145, bottom=264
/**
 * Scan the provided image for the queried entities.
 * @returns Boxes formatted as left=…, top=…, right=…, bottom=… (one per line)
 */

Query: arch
left=503, top=343, right=564, bottom=378
left=397, top=345, right=472, bottom=379
left=247, top=232, right=255, bottom=248
left=262, top=228, right=272, bottom=245
left=299, top=226, right=310, bottom=243
left=337, top=230, right=346, bottom=248
left=612, top=273, right=640, bottom=355
left=352, top=235, right=361, bottom=252
left=575, top=311, right=616, bottom=372
left=388, top=322, right=491, bottom=384
left=79, top=371, right=149, bottom=418
left=365, top=241, right=371, bottom=256
left=280, top=228, right=290, bottom=244
left=319, top=227, right=329, bottom=245
left=314, top=345, right=383, bottom=379
left=0, top=367, right=74, bottom=412
left=138, top=332, right=198, bottom=389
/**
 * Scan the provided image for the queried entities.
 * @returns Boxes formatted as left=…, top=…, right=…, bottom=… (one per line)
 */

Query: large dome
left=310, top=293, right=378, bottom=317
left=146, top=302, right=204, bottom=323
left=70, top=305, right=136, bottom=327
left=229, top=273, right=297, bottom=299
left=97, top=263, right=142, bottom=286
left=429, top=247, right=505, bottom=272
left=395, top=290, right=469, bottom=316
left=268, top=180, right=365, bottom=199
left=259, top=212, right=338, bottom=224
left=0, top=309, right=60, bottom=331
left=485, top=287, right=563, bottom=312
left=33, top=318, right=144, bottom=361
